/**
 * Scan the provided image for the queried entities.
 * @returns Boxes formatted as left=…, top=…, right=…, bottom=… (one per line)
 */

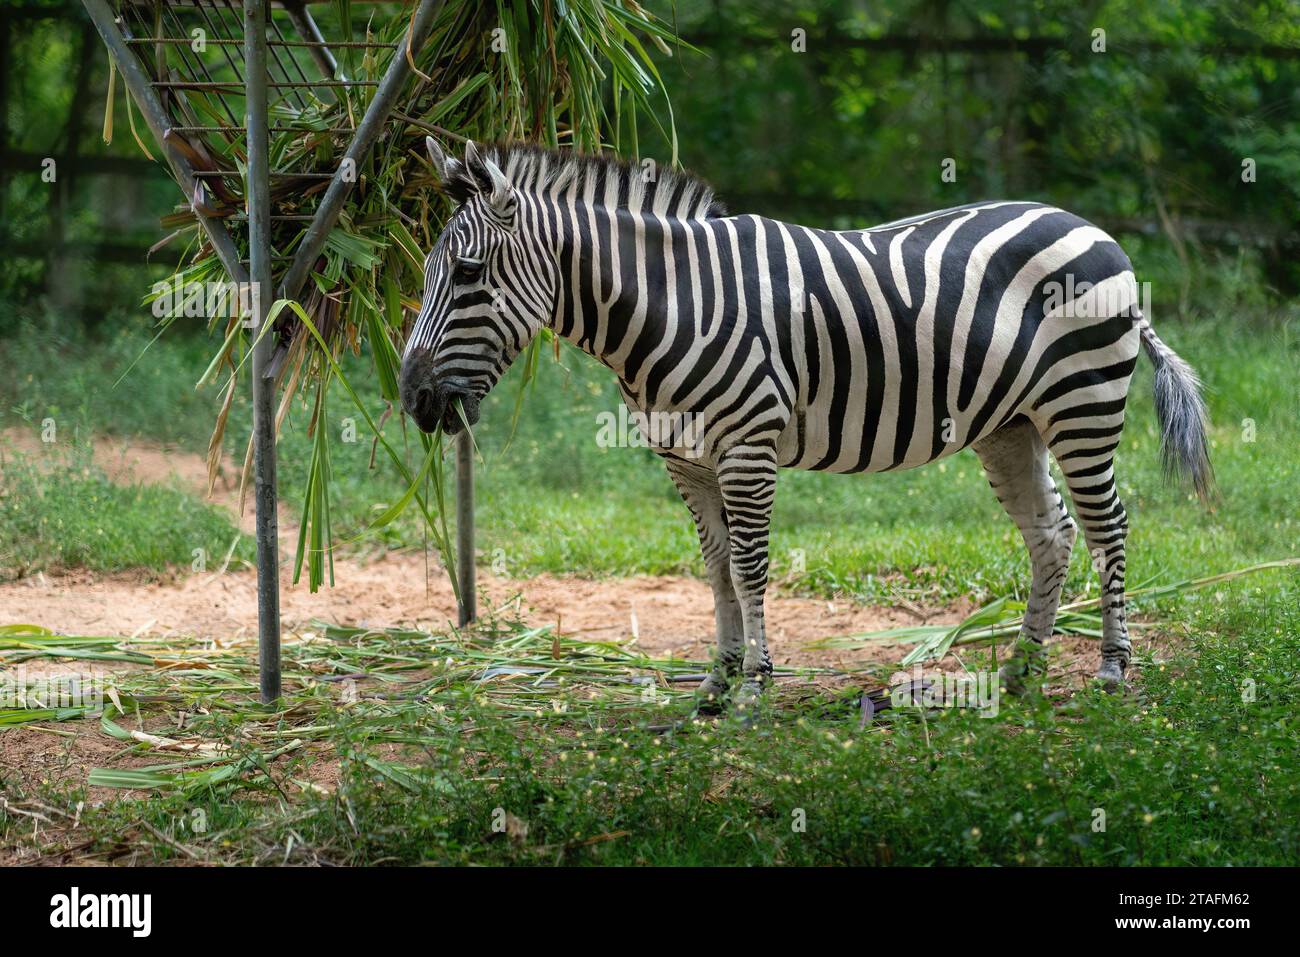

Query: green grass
left=450, top=315, right=1300, bottom=612
left=0, top=324, right=230, bottom=452
left=6, top=308, right=1293, bottom=612
left=208, top=309, right=1296, bottom=623
left=0, top=442, right=247, bottom=580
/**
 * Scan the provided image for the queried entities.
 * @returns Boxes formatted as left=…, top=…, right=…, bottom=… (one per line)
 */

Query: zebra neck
left=546, top=201, right=686, bottom=389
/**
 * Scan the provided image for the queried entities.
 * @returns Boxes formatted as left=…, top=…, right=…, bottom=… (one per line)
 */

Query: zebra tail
left=1138, top=316, right=1216, bottom=505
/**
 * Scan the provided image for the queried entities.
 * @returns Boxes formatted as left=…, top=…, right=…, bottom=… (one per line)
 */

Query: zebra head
left=400, top=138, right=556, bottom=435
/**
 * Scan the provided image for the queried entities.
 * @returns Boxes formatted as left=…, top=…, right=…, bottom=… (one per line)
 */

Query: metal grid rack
left=82, top=0, right=473, bottom=703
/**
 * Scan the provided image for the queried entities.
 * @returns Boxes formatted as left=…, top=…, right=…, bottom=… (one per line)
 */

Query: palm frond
left=138, top=1, right=683, bottom=591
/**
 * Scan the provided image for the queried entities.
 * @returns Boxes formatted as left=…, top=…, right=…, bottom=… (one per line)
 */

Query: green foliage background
left=644, top=0, right=1299, bottom=298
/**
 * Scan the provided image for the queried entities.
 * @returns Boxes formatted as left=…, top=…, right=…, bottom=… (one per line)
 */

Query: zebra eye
left=452, top=257, right=484, bottom=283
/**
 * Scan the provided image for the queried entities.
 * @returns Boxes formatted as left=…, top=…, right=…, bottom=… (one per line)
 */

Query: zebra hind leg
left=972, top=419, right=1078, bottom=693
left=664, top=458, right=744, bottom=713
left=1048, top=443, right=1131, bottom=691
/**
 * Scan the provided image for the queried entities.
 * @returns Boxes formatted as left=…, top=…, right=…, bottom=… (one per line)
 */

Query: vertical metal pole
left=456, top=430, right=476, bottom=626
left=245, top=0, right=281, bottom=703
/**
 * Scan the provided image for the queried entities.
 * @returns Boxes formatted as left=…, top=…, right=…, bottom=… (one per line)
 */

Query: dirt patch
left=0, top=557, right=958, bottom=665
left=0, top=427, right=970, bottom=664
left=0, top=552, right=1131, bottom=804
left=0, top=427, right=1123, bottom=682
left=2, top=426, right=231, bottom=490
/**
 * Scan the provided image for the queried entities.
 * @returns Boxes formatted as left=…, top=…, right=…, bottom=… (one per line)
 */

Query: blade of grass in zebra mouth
left=406, top=386, right=479, bottom=435
left=441, top=393, right=480, bottom=435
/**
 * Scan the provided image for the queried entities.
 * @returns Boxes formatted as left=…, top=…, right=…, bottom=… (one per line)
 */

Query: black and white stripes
left=399, top=141, right=1213, bottom=708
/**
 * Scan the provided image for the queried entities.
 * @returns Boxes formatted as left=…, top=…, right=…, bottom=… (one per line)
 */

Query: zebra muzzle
left=401, top=349, right=481, bottom=434
left=403, top=380, right=479, bottom=435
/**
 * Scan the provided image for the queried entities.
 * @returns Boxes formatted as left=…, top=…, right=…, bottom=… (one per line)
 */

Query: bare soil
left=0, top=426, right=967, bottom=663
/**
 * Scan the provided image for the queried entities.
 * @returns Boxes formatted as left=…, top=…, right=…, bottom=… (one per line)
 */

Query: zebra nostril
left=414, top=384, right=437, bottom=419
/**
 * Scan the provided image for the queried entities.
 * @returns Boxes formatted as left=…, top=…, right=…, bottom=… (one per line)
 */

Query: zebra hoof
left=693, top=674, right=730, bottom=715
left=998, top=658, right=1044, bottom=696
left=1094, top=662, right=1126, bottom=693
left=999, top=666, right=1027, bottom=696
left=731, top=679, right=767, bottom=725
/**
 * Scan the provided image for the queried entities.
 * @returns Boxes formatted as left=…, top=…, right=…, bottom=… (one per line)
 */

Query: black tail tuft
left=1140, top=321, right=1216, bottom=505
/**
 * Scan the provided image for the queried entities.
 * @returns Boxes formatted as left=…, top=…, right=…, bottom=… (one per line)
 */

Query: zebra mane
left=442, top=141, right=727, bottom=221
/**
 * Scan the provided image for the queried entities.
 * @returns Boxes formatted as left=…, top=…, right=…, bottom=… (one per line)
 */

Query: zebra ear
left=425, top=135, right=463, bottom=184
left=463, top=140, right=517, bottom=222
left=482, top=158, right=516, bottom=220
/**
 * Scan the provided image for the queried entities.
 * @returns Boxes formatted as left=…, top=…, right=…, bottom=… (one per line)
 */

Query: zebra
left=400, top=138, right=1214, bottom=714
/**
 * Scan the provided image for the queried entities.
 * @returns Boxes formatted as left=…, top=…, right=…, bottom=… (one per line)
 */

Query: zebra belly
left=775, top=389, right=993, bottom=474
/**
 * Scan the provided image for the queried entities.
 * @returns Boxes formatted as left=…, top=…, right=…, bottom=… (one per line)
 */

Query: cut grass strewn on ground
left=2, top=573, right=1297, bottom=865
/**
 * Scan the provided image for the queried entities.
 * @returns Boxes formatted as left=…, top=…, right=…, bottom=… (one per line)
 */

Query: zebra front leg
left=664, top=458, right=744, bottom=713
left=716, top=444, right=778, bottom=715
left=972, top=420, right=1078, bottom=693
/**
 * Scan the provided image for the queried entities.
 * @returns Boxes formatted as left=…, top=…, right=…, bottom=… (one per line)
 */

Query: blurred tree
left=646, top=0, right=1300, bottom=298
left=0, top=0, right=176, bottom=329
